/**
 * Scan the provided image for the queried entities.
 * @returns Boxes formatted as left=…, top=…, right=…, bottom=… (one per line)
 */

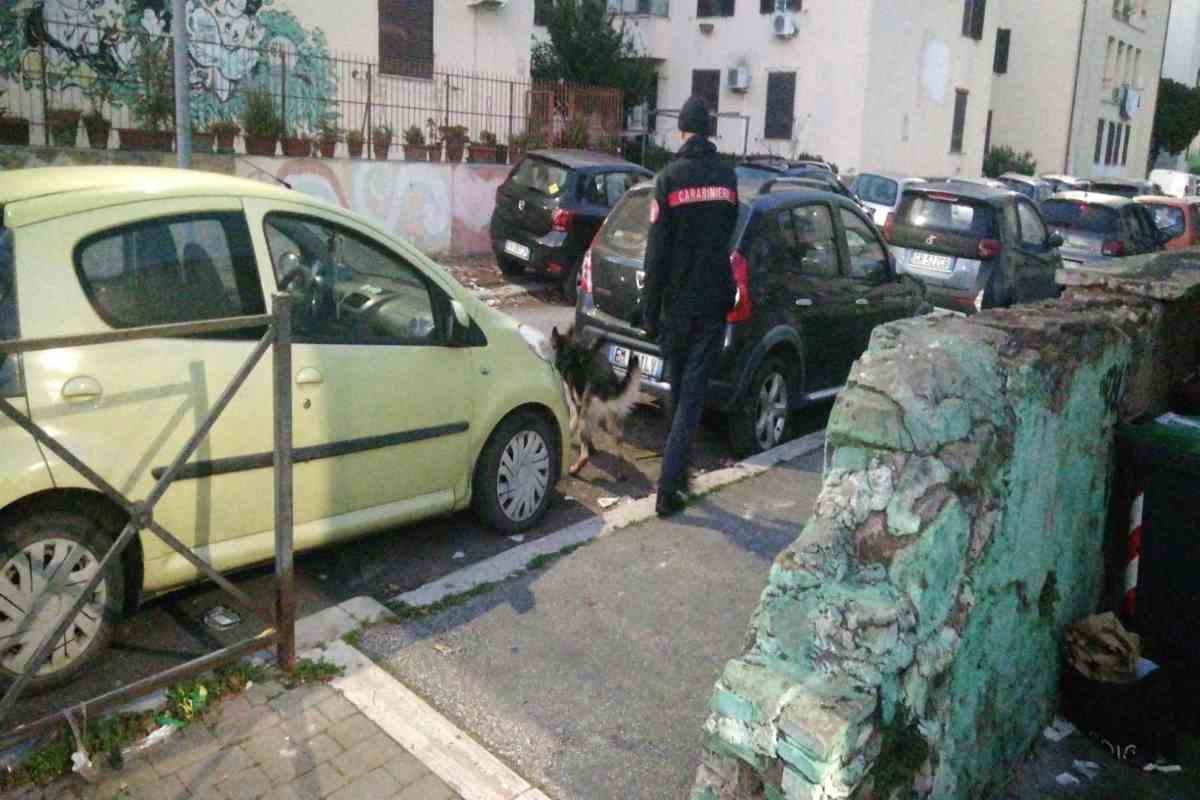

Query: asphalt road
left=361, top=452, right=827, bottom=800
left=9, top=290, right=831, bottom=736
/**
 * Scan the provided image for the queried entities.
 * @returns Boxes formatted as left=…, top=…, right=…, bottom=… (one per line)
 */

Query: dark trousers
left=660, top=316, right=724, bottom=495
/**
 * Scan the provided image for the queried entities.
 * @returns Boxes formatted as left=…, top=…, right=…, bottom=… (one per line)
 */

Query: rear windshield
left=897, top=194, right=998, bottom=238
left=1040, top=200, right=1119, bottom=234
left=601, top=190, right=655, bottom=257
left=856, top=174, right=899, bottom=206
left=1002, top=179, right=1035, bottom=200
left=736, top=165, right=782, bottom=183
left=509, top=157, right=569, bottom=197
left=1091, top=183, right=1139, bottom=198
left=1145, top=204, right=1185, bottom=233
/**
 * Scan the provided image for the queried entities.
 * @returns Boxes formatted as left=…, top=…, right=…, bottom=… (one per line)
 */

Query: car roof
left=1045, top=191, right=1132, bottom=207
left=1089, top=177, right=1146, bottom=187
left=906, top=180, right=1012, bottom=201
left=1134, top=194, right=1200, bottom=206
left=526, top=149, right=648, bottom=171
left=999, top=172, right=1044, bottom=185
left=1, top=166, right=316, bottom=228
left=1040, top=173, right=1089, bottom=183
left=857, top=171, right=923, bottom=182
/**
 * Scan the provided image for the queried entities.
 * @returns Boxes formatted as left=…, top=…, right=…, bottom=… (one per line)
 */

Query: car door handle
left=855, top=298, right=870, bottom=306
left=795, top=298, right=814, bottom=307
left=62, top=376, right=102, bottom=402
left=296, top=368, right=323, bottom=386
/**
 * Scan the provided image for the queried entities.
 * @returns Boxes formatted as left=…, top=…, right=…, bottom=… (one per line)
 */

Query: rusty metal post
left=272, top=293, right=295, bottom=671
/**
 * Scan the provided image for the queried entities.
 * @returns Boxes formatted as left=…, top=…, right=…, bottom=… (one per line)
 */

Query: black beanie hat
left=679, top=96, right=712, bottom=135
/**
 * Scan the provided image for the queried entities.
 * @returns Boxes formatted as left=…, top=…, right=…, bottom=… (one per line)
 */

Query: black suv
left=888, top=182, right=1063, bottom=314
left=489, top=149, right=652, bottom=302
left=573, top=180, right=926, bottom=456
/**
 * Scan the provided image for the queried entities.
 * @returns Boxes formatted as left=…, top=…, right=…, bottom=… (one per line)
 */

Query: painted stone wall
left=0, top=141, right=235, bottom=173
left=238, top=156, right=508, bottom=257
left=692, top=263, right=1200, bottom=800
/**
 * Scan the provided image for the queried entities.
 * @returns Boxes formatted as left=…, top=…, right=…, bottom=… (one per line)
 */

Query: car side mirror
left=1046, top=232, right=1065, bottom=249
left=449, top=299, right=471, bottom=346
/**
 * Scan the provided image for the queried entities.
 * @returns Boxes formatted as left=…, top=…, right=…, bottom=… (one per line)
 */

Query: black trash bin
left=1117, top=415, right=1200, bottom=667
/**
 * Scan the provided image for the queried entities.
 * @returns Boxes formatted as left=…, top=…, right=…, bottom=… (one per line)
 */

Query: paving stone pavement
left=2, top=681, right=462, bottom=800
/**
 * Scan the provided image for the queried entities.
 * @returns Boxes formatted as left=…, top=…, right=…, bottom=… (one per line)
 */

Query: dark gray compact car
left=888, top=182, right=1063, bottom=313
left=1042, top=191, right=1168, bottom=266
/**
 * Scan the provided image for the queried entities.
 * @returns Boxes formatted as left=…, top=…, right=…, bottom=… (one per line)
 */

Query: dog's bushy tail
left=610, top=357, right=643, bottom=418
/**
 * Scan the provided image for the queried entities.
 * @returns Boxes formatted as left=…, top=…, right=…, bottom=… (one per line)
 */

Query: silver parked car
left=849, top=172, right=926, bottom=229
left=999, top=173, right=1054, bottom=204
left=1042, top=191, right=1168, bottom=266
left=1040, top=173, right=1092, bottom=194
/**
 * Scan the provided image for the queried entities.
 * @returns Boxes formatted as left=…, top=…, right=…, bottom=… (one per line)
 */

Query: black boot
left=655, top=490, right=687, bottom=518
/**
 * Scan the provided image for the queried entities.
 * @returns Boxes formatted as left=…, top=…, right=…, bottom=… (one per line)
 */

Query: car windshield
left=1040, top=200, right=1119, bottom=234
left=510, top=157, right=569, bottom=197
left=856, top=174, right=899, bottom=206
left=601, top=190, right=655, bottom=257
left=897, top=194, right=998, bottom=238
left=1145, top=204, right=1185, bottom=235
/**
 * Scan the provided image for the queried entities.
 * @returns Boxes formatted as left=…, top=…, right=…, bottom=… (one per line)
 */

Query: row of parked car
left=487, top=149, right=1190, bottom=462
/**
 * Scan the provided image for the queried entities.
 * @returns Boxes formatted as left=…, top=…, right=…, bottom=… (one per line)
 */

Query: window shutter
left=1122, top=124, right=1131, bottom=165
left=691, top=69, right=721, bottom=136
left=962, top=0, right=974, bottom=37
left=379, top=0, right=433, bottom=78
left=950, top=90, right=968, bottom=153
left=971, top=0, right=987, bottom=39
left=1095, top=119, right=1105, bottom=164
left=764, top=72, right=796, bottom=139
left=760, top=0, right=773, bottom=13
left=993, top=28, right=1010, bottom=74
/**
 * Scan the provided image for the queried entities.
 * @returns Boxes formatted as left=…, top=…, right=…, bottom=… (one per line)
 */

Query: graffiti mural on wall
left=0, top=0, right=336, bottom=131
left=240, top=159, right=510, bottom=258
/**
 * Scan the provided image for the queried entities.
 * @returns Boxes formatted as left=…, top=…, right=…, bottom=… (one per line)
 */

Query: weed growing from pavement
left=0, top=657, right=341, bottom=793
left=342, top=628, right=363, bottom=648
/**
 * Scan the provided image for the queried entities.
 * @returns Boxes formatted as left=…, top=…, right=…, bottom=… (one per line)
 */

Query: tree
left=982, top=145, right=1037, bottom=178
left=1148, top=77, right=1200, bottom=172
left=531, top=0, right=656, bottom=112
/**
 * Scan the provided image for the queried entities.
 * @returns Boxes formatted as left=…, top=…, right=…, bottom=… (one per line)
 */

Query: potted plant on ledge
left=191, top=125, right=215, bottom=154
left=372, top=124, right=393, bottom=160
left=402, top=125, right=427, bottom=161
left=209, top=120, right=240, bottom=153
left=46, top=105, right=82, bottom=148
left=346, top=128, right=364, bottom=158
left=283, top=129, right=311, bottom=157
left=440, top=124, right=468, bottom=163
left=118, top=33, right=174, bottom=152
left=316, top=117, right=339, bottom=158
left=0, top=92, right=31, bottom=146
left=468, top=130, right=497, bottom=163
left=240, top=86, right=280, bottom=156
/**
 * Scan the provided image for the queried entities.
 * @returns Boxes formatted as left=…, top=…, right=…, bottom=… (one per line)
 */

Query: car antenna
left=242, top=159, right=292, bottom=190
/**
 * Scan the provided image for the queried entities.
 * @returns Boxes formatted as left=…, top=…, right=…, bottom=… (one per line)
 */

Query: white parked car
left=849, top=172, right=926, bottom=232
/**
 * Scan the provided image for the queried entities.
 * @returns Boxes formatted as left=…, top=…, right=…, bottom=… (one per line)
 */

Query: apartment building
left=583, top=0, right=1002, bottom=176
left=989, top=0, right=1169, bottom=179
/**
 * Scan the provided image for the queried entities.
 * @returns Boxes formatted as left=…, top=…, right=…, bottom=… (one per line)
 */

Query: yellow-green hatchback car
left=0, top=167, right=568, bottom=689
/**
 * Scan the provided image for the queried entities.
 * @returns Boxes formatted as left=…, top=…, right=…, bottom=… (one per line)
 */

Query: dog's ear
left=551, top=327, right=562, bottom=347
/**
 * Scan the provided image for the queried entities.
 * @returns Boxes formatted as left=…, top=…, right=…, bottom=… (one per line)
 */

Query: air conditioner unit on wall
left=773, top=11, right=797, bottom=37
left=727, top=66, right=751, bottom=92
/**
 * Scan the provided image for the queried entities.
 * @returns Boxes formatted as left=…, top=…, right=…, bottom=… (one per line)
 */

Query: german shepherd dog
left=551, top=326, right=643, bottom=479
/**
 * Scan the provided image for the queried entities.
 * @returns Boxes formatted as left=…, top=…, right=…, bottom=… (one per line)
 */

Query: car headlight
left=519, top=324, right=553, bottom=362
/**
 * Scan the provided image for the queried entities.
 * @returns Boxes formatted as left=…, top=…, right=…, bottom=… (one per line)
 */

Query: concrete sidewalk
left=358, top=452, right=826, bottom=800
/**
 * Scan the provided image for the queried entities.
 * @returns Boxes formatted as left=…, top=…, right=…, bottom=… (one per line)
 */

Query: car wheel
left=473, top=411, right=560, bottom=533
left=561, top=259, right=579, bottom=305
left=496, top=252, right=526, bottom=277
left=730, top=356, right=796, bottom=457
left=0, top=510, right=123, bottom=693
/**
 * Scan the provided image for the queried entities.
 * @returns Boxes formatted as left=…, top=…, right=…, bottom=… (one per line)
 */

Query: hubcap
left=754, top=373, right=789, bottom=450
left=0, top=539, right=107, bottom=677
left=497, top=430, right=551, bottom=523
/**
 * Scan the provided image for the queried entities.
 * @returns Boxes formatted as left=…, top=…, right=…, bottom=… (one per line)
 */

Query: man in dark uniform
left=642, top=96, right=739, bottom=518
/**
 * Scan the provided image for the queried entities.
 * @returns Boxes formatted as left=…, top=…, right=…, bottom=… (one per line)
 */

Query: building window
left=379, top=0, right=433, bottom=79
left=1095, top=119, right=1105, bottom=163
left=1133, top=48, right=1142, bottom=87
left=950, top=89, right=968, bottom=153
left=535, top=0, right=554, bottom=26
left=698, top=0, right=735, bottom=17
left=993, top=28, right=1011, bottom=73
left=691, top=69, right=720, bottom=135
left=759, top=0, right=799, bottom=11
left=1104, top=37, right=1115, bottom=86
left=1105, top=121, right=1117, bottom=165
left=1122, top=124, right=1131, bottom=165
left=764, top=72, right=796, bottom=139
left=962, top=0, right=987, bottom=40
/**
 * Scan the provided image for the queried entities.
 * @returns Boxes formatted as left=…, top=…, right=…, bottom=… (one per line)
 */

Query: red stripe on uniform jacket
left=667, top=186, right=737, bottom=207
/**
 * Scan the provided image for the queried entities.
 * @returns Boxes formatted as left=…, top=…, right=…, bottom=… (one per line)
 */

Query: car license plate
left=610, top=345, right=663, bottom=381
left=910, top=250, right=953, bottom=272
left=503, top=240, right=531, bottom=261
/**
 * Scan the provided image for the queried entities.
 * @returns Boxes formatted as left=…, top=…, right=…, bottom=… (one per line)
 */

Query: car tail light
left=580, top=249, right=593, bottom=295
left=883, top=212, right=896, bottom=242
left=1102, top=239, right=1125, bottom=257
left=552, top=208, right=574, bottom=232
left=727, top=250, right=752, bottom=324
left=977, top=238, right=1002, bottom=259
